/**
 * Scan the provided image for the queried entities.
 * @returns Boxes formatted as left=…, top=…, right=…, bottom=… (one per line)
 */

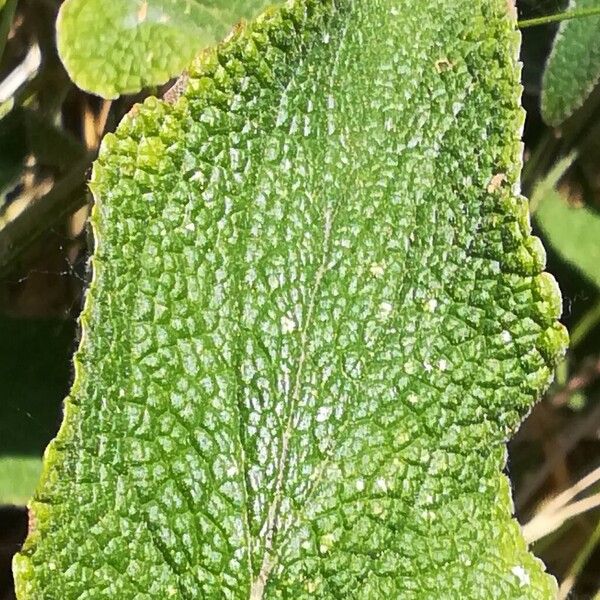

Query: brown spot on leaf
left=128, top=103, right=142, bottom=118
left=506, top=0, right=517, bottom=20
left=28, top=508, right=37, bottom=536
left=137, top=0, right=148, bottom=23
left=163, top=72, right=189, bottom=105
left=224, top=20, right=247, bottom=44
left=435, top=58, right=453, bottom=73
left=487, top=173, right=507, bottom=194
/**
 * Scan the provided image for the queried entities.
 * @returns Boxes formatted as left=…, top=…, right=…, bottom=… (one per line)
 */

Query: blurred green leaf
left=0, top=98, right=14, bottom=119
left=541, top=0, right=600, bottom=126
left=0, top=457, right=42, bottom=505
left=56, top=0, right=277, bottom=98
left=0, top=318, right=75, bottom=505
left=535, top=165, right=600, bottom=290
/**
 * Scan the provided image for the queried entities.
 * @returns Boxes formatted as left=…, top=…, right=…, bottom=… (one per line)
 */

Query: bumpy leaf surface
left=56, top=0, right=275, bottom=98
left=541, top=0, right=600, bottom=126
left=17, top=0, right=567, bottom=598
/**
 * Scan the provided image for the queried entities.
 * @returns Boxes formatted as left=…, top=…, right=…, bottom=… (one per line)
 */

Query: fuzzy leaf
left=541, top=0, right=600, bottom=126
left=56, top=0, right=276, bottom=98
left=16, top=1, right=567, bottom=598
left=535, top=173, right=600, bottom=290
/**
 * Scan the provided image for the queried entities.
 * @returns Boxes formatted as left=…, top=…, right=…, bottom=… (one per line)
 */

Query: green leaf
left=0, top=457, right=42, bottom=505
left=535, top=158, right=600, bottom=290
left=541, top=0, right=600, bottom=126
left=0, top=318, right=75, bottom=504
left=56, top=0, right=277, bottom=98
left=16, top=0, right=567, bottom=597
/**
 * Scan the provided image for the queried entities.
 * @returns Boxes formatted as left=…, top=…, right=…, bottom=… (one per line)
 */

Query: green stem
left=558, top=516, right=600, bottom=600
left=519, top=7, right=600, bottom=29
left=570, top=299, right=600, bottom=349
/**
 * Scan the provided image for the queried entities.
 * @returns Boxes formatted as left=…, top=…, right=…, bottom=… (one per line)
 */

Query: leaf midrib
left=248, top=199, right=338, bottom=597
left=239, top=12, right=357, bottom=594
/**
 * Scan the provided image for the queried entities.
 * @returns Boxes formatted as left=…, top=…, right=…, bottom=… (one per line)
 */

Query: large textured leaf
left=541, top=0, right=600, bottom=126
left=16, top=0, right=567, bottom=597
left=56, top=0, right=276, bottom=98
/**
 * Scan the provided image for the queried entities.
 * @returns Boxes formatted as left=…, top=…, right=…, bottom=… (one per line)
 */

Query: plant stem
left=519, top=7, right=600, bottom=29
left=558, top=516, right=600, bottom=600
left=0, top=43, right=41, bottom=103
left=570, top=299, right=600, bottom=349
left=523, top=491, right=600, bottom=543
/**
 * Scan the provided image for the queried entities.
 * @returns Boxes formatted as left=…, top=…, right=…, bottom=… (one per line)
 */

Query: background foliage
left=0, top=0, right=599, bottom=598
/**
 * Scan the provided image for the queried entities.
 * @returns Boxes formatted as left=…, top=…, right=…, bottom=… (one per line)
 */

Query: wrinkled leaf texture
left=56, top=0, right=276, bottom=98
left=17, top=0, right=567, bottom=598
